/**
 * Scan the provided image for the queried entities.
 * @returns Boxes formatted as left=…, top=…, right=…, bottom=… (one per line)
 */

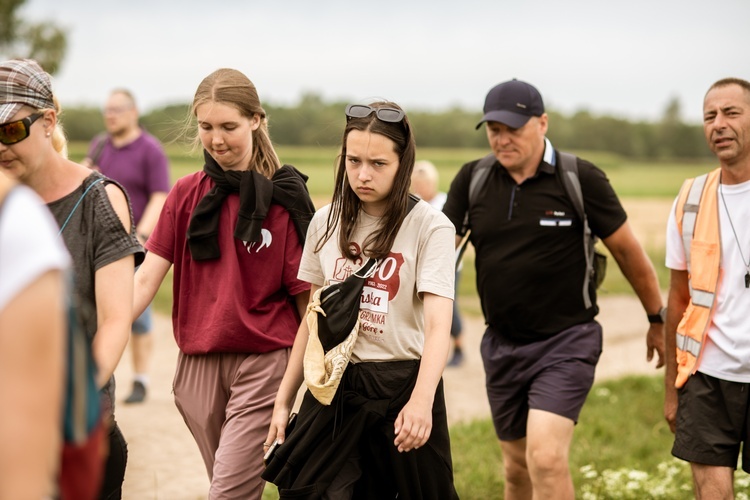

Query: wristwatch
left=647, top=306, right=667, bottom=324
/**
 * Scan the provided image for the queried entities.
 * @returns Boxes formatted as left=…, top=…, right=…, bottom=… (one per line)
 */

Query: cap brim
left=475, top=110, right=532, bottom=130
left=0, top=103, right=23, bottom=125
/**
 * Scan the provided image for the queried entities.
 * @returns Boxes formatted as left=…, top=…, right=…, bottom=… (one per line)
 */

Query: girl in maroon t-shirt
left=133, top=68, right=313, bottom=499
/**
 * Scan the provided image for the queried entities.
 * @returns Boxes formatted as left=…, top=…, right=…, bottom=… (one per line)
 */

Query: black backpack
left=457, top=151, right=606, bottom=309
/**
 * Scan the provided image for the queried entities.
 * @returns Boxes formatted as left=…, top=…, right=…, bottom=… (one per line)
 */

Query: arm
left=265, top=286, right=316, bottom=448
left=602, top=220, right=666, bottom=368
left=135, top=192, right=167, bottom=243
left=664, top=269, right=690, bottom=433
left=94, top=255, right=134, bottom=388
left=394, top=292, right=453, bottom=453
left=133, top=251, right=171, bottom=319
left=92, top=184, right=135, bottom=388
left=0, top=270, right=65, bottom=499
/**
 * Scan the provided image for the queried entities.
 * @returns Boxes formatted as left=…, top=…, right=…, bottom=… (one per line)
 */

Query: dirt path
left=115, top=294, right=664, bottom=499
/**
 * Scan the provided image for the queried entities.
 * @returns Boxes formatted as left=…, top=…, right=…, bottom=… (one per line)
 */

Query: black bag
left=317, top=258, right=378, bottom=352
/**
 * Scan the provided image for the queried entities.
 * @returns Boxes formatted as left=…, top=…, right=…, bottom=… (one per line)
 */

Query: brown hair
left=316, top=101, right=416, bottom=260
left=190, top=68, right=280, bottom=178
left=707, top=77, right=750, bottom=101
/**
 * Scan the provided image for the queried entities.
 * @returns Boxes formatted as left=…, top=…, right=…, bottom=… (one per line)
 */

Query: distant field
left=67, top=142, right=714, bottom=199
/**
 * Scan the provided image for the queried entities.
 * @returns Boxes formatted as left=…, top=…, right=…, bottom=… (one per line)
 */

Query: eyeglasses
left=0, top=112, right=44, bottom=145
left=103, top=106, right=133, bottom=115
left=345, top=104, right=405, bottom=123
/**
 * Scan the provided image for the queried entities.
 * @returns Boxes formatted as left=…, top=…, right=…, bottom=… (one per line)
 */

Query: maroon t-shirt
left=147, top=171, right=309, bottom=354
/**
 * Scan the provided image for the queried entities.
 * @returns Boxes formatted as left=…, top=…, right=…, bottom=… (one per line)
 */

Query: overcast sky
left=20, top=0, right=750, bottom=124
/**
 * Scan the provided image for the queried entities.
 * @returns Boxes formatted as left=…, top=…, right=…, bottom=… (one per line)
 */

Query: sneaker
left=447, top=350, right=464, bottom=367
left=124, top=380, right=147, bottom=404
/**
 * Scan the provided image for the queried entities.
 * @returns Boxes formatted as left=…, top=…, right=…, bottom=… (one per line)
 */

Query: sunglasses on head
left=0, top=112, right=44, bottom=145
left=345, top=104, right=405, bottom=123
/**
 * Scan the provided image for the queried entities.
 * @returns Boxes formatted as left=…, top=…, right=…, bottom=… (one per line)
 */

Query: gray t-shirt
left=47, top=172, right=144, bottom=414
left=299, top=200, right=455, bottom=362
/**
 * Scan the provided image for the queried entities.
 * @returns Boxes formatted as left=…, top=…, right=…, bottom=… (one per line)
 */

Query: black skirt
left=262, top=359, right=459, bottom=499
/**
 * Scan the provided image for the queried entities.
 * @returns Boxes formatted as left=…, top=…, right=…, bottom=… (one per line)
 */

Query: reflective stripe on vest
left=674, top=168, right=722, bottom=388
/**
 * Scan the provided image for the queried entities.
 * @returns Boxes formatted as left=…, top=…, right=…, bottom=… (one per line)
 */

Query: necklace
left=719, top=181, right=750, bottom=288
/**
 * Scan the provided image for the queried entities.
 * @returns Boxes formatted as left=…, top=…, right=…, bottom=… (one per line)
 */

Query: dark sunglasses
left=345, top=104, right=405, bottom=123
left=0, top=112, right=44, bottom=145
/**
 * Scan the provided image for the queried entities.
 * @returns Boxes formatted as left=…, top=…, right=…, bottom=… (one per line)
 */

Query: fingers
left=393, top=411, right=432, bottom=453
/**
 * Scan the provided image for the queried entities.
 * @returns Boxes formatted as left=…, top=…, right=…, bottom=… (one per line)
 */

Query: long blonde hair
left=190, top=68, right=280, bottom=178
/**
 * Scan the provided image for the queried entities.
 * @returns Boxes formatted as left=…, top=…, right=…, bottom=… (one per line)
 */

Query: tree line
left=61, top=92, right=711, bottom=160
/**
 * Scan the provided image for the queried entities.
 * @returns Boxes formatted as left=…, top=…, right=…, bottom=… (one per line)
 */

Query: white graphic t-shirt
left=299, top=200, right=455, bottom=362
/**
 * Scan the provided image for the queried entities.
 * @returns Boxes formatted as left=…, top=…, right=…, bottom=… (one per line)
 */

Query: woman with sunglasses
left=263, top=102, right=459, bottom=499
left=0, top=58, right=143, bottom=499
left=131, top=68, right=314, bottom=499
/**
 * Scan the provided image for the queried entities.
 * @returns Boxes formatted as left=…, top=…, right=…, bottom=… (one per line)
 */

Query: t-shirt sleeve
left=92, top=183, right=144, bottom=271
left=665, top=196, right=686, bottom=271
left=416, top=215, right=456, bottom=300
left=577, top=159, right=628, bottom=239
left=0, top=187, right=70, bottom=310
left=282, top=211, right=311, bottom=296
left=297, top=209, right=329, bottom=286
left=145, top=183, right=178, bottom=262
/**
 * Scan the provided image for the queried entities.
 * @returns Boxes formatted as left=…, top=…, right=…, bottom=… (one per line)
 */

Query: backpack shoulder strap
left=461, top=153, right=496, bottom=235
left=407, top=192, right=419, bottom=214
left=557, top=152, right=585, bottom=221
left=558, top=151, right=598, bottom=309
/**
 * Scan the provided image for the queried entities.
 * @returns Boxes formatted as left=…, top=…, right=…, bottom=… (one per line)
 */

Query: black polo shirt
left=443, top=148, right=627, bottom=343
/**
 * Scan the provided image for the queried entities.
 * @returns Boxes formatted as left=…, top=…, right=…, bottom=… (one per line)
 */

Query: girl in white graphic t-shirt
left=264, top=102, right=458, bottom=499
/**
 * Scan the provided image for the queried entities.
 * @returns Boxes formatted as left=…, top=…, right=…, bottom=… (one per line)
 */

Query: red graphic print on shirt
left=357, top=252, right=404, bottom=343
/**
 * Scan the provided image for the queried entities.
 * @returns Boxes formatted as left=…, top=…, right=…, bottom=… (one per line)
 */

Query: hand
left=646, top=323, right=665, bottom=368
left=393, top=398, right=433, bottom=453
left=264, top=405, right=292, bottom=454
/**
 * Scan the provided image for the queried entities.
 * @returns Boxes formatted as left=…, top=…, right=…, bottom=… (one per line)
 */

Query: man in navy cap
left=442, top=80, right=666, bottom=499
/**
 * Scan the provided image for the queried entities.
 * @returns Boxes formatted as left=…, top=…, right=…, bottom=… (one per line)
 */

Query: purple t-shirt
left=88, top=131, right=171, bottom=224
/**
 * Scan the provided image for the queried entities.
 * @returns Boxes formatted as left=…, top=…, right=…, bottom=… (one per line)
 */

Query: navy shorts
left=672, top=371, right=750, bottom=472
left=481, top=321, right=602, bottom=441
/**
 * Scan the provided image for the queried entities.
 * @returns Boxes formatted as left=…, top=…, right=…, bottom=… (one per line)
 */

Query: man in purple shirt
left=84, top=89, right=170, bottom=404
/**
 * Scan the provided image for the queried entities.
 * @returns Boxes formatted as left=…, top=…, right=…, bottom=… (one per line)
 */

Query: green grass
left=67, top=142, right=715, bottom=199
left=450, top=375, right=750, bottom=499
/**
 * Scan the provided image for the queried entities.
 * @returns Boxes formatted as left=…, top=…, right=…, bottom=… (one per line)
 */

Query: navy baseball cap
left=476, top=79, right=545, bottom=130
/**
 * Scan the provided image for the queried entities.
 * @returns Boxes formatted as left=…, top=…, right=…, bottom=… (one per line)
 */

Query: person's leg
left=481, top=327, right=534, bottom=497
left=210, top=349, right=288, bottom=500
left=498, top=438, right=531, bottom=500
left=124, top=305, right=153, bottom=404
left=525, top=409, right=575, bottom=499
left=483, top=322, right=600, bottom=499
left=690, top=463, right=734, bottom=499
left=98, top=419, right=128, bottom=500
left=172, top=352, right=227, bottom=480
left=521, top=323, right=600, bottom=499
left=672, top=373, right=749, bottom=499
left=447, top=271, right=463, bottom=367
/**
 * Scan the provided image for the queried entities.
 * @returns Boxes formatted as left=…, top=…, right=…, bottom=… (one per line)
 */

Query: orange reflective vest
left=673, top=168, right=722, bottom=388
